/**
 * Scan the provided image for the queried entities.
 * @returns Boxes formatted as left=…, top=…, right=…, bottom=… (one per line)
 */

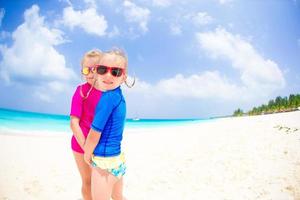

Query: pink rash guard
left=70, top=83, right=102, bottom=153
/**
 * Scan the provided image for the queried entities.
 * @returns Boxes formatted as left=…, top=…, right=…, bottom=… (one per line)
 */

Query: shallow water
left=0, top=108, right=210, bottom=135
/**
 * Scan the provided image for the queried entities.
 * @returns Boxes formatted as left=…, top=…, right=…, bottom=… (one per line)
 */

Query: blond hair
left=104, top=47, right=128, bottom=72
left=80, top=49, right=103, bottom=99
left=81, top=49, right=103, bottom=67
left=102, top=47, right=135, bottom=88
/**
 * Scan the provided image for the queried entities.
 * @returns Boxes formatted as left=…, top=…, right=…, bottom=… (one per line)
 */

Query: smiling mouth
left=103, top=81, right=113, bottom=85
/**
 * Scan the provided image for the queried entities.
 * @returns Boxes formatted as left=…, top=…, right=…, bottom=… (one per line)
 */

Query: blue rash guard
left=91, top=87, right=126, bottom=157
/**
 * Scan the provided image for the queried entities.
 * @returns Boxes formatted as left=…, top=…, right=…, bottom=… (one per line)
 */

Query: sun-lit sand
left=1, top=111, right=300, bottom=200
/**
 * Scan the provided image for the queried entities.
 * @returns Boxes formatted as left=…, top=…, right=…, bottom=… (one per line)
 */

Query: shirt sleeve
left=91, top=91, right=119, bottom=133
left=70, top=85, right=83, bottom=118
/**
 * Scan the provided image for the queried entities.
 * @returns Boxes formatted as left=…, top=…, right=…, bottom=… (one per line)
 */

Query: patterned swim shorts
left=91, top=153, right=126, bottom=179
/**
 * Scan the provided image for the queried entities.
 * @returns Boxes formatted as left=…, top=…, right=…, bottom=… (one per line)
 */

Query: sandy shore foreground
left=1, top=111, right=300, bottom=200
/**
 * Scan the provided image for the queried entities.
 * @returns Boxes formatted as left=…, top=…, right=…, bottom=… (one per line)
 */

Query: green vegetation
left=233, top=108, right=244, bottom=116
left=233, top=94, right=300, bottom=116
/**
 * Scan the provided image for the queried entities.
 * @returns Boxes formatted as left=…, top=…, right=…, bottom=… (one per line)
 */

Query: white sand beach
left=1, top=111, right=300, bottom=200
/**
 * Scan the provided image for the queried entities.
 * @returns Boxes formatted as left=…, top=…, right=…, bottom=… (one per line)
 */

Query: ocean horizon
left=0, top=108, right=212, bottom=135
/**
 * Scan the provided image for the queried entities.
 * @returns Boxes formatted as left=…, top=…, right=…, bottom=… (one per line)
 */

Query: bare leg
left=112, top=177, right=127, bottom=200
left=73, top=151, right=92, bottom=200
left=91, top=167, right=119, bottom=200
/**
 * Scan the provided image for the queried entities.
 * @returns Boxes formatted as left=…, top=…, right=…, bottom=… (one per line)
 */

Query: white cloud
left=168, top=11, right=213, bottom=35
left=34, top=81, right=73, bottom=102
left=58, top=0, right=72, bottom=6
left=156, top=71, right=242, bottom=99
left=122, top=28, right=286, bottom=117
left=0, top=8, right=5, bottom=27
left=123, top=0, right=150, bottom=33
left=192, top=12, right=214, bottom=26
left=123, top=76, right=152, bottom=94
left=124, top=71, right=242, bottom=101
left=123, top=71, right=245, bottom=118
left=152, top=0, right=171, bottom=7
left=196, top=28, right=285, bottom=95
left=107, top=25, right=120, bottom=38
left=170, top=23, right=182, bottom=35
left=219, top=0, right=234, bottom=4
left=228, top=23, right=234, bottom=29
left=62, top=6, right=108, bottom=36
left=84, top=0, right=97, bottom=8
left=0, top=5, right=76, bottom=101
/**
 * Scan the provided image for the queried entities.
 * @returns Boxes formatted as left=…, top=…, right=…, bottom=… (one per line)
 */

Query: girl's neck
left=86, top=82, right=93, bottom=86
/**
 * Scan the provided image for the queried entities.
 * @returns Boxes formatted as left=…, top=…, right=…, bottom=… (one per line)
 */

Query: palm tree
left=233, top=108, right=243, bottom=116
left=233, top=93, right=300, bottom=116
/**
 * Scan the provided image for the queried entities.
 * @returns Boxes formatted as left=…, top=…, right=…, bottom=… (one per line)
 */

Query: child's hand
left=84, top=153, right=92, bottom=166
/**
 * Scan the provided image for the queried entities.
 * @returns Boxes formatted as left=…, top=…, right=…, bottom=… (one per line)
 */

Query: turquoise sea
left=0, top=108, right=210, bottom=135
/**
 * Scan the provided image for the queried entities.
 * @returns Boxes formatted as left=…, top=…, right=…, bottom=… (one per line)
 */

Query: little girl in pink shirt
left=70, top=49, right=102, bottom=200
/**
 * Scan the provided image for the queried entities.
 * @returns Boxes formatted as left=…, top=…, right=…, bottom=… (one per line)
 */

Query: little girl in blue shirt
left=84, top=48, right=129, bottom=200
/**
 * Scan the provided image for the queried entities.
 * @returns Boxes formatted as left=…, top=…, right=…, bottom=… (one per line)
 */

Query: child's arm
left=83, top=91, right=117, bottom=165
left=70, top=116, right=86, bottom=149
left=83, top=129, right=101, bottom=165
left=70, top=86, right=85, bottom=148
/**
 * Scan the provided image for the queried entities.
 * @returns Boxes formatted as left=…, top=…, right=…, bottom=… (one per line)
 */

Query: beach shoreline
left=1, top=111, right=300, bottom=200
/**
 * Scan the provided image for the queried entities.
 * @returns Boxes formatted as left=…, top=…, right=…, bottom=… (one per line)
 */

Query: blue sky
left=0, top=0, right=299, bottom=118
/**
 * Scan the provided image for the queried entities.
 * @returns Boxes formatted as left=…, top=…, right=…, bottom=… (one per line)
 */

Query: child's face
left=96, top=54, right=126, bottom=91
left=82, top=57, right=100, bottom=85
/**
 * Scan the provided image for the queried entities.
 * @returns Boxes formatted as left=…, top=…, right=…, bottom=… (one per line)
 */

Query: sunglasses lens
left=82, top=67, right=90, bottom=75
left=97, top=66, right=108, bottom=75
left=111, top=68, right=123, bottom=77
